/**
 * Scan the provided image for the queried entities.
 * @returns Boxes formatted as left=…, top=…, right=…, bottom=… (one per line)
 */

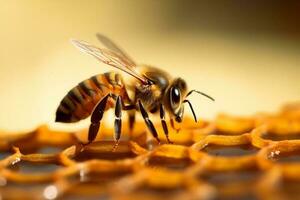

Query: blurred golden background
left=0, top=0, right=299, bottom=131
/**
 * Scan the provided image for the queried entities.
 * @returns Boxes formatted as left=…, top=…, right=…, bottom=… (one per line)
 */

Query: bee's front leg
left=170, top=118, right=181, bottom=133
left=160, top=104, right=172, bottom=144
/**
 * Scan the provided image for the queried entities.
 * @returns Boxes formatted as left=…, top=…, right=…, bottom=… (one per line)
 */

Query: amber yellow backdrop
left=0, top=1, right=299, bottom=131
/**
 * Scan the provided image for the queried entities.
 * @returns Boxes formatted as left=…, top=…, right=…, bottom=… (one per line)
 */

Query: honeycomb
left=0, top=102, right=300, bottom=200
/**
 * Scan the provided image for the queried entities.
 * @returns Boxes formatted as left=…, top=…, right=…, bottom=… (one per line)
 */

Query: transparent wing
left=71, top=39, right=149, bottom=84
left=96, top=33, right=136, bottom=66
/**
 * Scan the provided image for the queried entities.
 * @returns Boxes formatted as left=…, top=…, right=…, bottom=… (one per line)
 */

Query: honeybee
left=55, top=34, right=214, bottom=147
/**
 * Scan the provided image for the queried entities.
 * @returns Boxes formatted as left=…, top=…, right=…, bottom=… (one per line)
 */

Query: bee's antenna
left=183, top=100, right=197, bottom=122
left=186, top=90, right=215, bottom=102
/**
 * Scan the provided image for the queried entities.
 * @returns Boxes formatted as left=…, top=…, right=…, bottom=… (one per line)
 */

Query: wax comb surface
left=0, top=102, right=300, bottom=200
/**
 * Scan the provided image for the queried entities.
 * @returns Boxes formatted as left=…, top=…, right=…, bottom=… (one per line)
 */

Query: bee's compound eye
left=171, top=87, right=181, bottom=106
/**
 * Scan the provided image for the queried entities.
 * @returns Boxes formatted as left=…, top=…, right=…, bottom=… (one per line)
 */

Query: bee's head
left=165, top=78, right=188, bottom=123
left=165, top=78, right=215, bottom=123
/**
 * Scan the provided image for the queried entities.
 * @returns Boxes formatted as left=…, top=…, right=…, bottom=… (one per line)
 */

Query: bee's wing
left=96, top=33, right=136, bottom=66
left=71, top=39, right=149, bottom=84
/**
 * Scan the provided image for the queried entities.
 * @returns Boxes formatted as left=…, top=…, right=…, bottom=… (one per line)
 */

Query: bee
left=55, top=34, right=214, bottom=147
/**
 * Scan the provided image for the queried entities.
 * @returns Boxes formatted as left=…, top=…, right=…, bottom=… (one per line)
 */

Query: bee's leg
left=126, top=111, right=135, bottom=138
left=170, top=118, right=181, bottom=133
left=112, top=95, right=122, bottom=151
left=160, top=104, right=172, bottom=144
left=138, top=100, right=160, bottom=144
left=122, top=104, right=136, bottom=138
left=85, top=93, right=111, bottom=145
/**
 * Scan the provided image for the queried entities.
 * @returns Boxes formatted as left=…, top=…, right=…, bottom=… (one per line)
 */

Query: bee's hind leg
left=84, top=93, right=111, bottom=146
left=112, top=95, right=123, bottom=151
left=160, top=104, right=173, bottom=144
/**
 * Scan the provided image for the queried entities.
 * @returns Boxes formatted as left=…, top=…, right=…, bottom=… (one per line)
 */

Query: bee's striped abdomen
left=55, top=72, right=125, bottom=123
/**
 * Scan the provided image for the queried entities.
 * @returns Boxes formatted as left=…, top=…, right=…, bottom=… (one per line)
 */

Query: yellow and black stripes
left=55, top=72, right=125, bottom=123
